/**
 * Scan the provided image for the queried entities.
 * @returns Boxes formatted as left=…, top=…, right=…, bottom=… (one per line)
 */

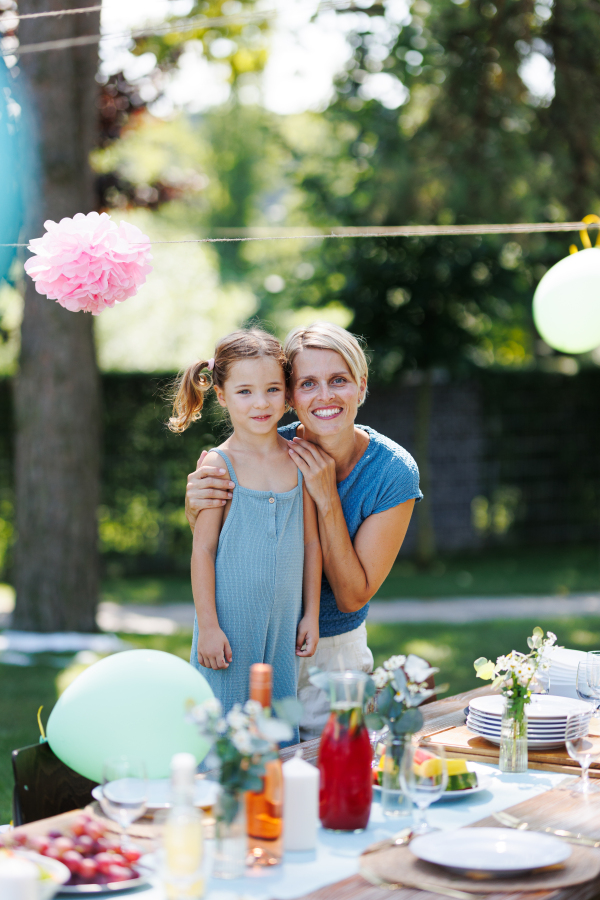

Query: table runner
left=65, top=765, right=565, bottom=900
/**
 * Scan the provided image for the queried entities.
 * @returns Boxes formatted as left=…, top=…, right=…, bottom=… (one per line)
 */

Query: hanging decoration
left=24, top=211, right=153, bottom=315
left=533, top=214, right=600, bottom=354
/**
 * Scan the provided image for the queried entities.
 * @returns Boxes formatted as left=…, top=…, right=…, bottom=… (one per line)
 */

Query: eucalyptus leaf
left=273, top=697, right=304, bottom=726
left=393, top=707, right=423, bottom=735
left=365, top=712, right=384, bottom=731
left=364, top=677, right=376, bottom=700
left=377, top=687, right=393, bottom=717
left=308, top=666, right=331, bottom=693
left=392, top=667, right=407, bottom=695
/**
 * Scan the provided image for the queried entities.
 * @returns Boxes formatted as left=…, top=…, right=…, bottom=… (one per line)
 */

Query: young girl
left=169, top=329, right=321, bottom=725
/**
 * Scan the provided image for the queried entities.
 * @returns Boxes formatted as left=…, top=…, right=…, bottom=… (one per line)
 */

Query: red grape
left=47, top=830, right=62, bottom=839
left=71, top=815, right=91, bottom=836
left=74, top=835, right=95, bottom=855
left=54, top=836, right=75, bottom=855
left=105, top=864, right=134, bottom=882
left=78, top=857, right=98, bottom=881
left=27, top=835, right=50, bottom=855
left=121, top=847, right=141, bottom=863
left=94, top=852, right=116, bottom=875
left=13, top=833, right=28, bottom=846
left=44, top=846, right=62, bottom=861
left=84, top=822, right=104, bottom=841
left=61, top=850, right=84, bottom=873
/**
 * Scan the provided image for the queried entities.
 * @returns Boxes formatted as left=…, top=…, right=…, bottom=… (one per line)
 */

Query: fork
left=361, top=827, right=413, bottom=856
left=492, top=809, right=600, bottom=847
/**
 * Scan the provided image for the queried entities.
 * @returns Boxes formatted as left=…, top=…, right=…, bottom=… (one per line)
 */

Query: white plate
left=9, top=850, right=70, bottom=900
left=466, top=723, right=566, bottom=749
left=410, top=827, right=571, bottom=875
left=92, top=778, right=220, bottom=811
left=470, top=694, right=593, bottom=720
left=467, top=712, right=569, bottom=731
left=466, top=716, right=572, bottom=737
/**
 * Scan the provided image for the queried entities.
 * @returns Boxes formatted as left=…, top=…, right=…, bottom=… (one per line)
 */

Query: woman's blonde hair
left=168, top=328, right=288, bottom=433
left=283, top=322, right=369, bottom=406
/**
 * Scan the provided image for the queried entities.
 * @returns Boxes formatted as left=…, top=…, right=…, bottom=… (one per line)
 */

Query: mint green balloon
left=533, top=247, right=600, bottom=354
left=47, top=650, right=213, bottom=782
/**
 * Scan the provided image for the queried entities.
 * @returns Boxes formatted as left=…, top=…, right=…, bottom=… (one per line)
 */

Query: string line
left=1, top=5, right=102, bottom=22
left=0, top=220, right=598, bottom=248
left=0, top=0, right=353, bottom=57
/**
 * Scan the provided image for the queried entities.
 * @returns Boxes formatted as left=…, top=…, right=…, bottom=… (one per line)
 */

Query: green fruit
left=447, top=771, right=478, bottom=792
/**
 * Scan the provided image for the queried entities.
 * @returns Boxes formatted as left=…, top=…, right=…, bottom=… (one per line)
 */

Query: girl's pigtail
left=168, top=361, right=213, bottom=433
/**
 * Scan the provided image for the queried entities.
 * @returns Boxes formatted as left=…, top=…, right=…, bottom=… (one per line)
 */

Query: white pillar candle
left=0, top=856, right=38, bottom=900
left=283, top=749, right=319, bottom=851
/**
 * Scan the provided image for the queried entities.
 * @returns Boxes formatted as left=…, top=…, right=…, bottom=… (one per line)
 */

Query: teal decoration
left=0, top=58, right=24, bottom=283
left=47, top=650, right=214, bottom=782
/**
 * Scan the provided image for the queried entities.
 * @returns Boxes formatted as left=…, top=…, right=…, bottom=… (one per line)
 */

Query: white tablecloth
left=87, top=766, right=568, bottom=900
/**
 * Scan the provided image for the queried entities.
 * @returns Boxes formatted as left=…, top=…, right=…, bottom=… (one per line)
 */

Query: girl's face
left=289, top=348, right=366, bottom=436
left=215, top=356, right=287, bottom=432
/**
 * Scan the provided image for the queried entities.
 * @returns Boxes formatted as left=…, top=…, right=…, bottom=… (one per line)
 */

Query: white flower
left=226, top=704, right=248, bottom=731
left=190, top=706, right=209, bottom=727
left=216, top=718, right=228, bottom=735
left=383, top=654, right=407, bottom=672
left=373, top=667, right=391, bottom=688
left=232, top=728, right=253, bottom=755
left=203, top=698, right=222, bottom=717
left=244, top=699, right=263, bottom=718
left=404, top=654, right=438, bottom=684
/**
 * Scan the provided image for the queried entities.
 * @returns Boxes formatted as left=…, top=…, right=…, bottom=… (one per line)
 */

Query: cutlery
left=492, top=809, right=600, bottom=847
left=361, top=827, right=413, bottom=856
left=359, top=865, right=487, bottom=900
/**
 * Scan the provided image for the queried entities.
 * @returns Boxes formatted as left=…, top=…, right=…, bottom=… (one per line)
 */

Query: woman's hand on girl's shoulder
left=186, top=449, right=236, bottom=531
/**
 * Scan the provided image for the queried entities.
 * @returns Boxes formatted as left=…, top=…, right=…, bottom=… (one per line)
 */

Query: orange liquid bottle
left=246, top=663, right=284, bottom=866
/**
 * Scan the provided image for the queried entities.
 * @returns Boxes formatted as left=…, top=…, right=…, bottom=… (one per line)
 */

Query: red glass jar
left=318, top=672, right=372, bottom=831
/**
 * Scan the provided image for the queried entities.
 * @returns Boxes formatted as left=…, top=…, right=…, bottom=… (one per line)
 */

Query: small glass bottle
left=162, top=753, right=204, bottom=899
left=246, top=663, right=284, bottom=867
left=499, top=698, right=528, bottom=773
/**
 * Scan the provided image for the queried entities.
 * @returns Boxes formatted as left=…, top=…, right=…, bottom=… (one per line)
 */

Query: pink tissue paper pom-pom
left=23, top=211, right=153, bottom=315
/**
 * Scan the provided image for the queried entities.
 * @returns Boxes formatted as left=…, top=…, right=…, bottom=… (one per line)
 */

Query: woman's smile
left=312, top=406, right=343, bottom=420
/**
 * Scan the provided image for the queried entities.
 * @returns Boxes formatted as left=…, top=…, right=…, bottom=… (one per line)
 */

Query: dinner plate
left=466, top=723, right=566, bottom=749
left=9, top=849, right=70, bottom=900
left=373, top=763, right=494, bottom=802
left=467, top=712, right=569, bottom=731
left=57, top=860, right=154, bottom=895
left=91, top=778, right=219, bottom=811
left=470, top=694, right=593, bottom=720
left=410, top=827, right=571, bottom=876
left=466, top=715, right=571, bottom=737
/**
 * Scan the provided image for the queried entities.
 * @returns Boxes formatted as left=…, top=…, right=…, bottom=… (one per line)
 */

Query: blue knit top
left=278, top=423, right=422, bottom=637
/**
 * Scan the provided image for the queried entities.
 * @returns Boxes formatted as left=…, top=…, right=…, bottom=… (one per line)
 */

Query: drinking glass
left=575, top=663, right=600, bottom=717
left=100, top=756, right=148, bottom=845
left=586, top=653, right=600, bottom=717
left=399, top=739, right=447, bottom=835
left=565, top=710, right=599, bottom=794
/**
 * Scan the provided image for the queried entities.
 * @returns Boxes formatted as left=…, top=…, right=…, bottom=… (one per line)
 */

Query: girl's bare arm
left=191, top=452, right=231, bottom=669
left=296, top=483, right=322, bottom=657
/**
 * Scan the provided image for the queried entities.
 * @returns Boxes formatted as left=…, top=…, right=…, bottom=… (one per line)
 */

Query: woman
left=185, top=322, right=422, bottom=739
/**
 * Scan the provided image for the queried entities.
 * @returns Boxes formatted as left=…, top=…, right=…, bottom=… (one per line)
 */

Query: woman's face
left=289, top=348, right=366, bottom=436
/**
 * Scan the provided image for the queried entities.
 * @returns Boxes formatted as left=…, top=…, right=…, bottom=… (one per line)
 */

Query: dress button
left=269, top=497, right=275, bottom=503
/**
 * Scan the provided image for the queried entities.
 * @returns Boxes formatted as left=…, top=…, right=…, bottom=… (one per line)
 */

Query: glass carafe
left=318, top=672, right=372, bottom=832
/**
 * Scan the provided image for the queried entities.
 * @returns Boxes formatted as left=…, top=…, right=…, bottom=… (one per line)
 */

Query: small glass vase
left=499, top=698, right=528, bottom=773
left=212, top=791, right=247, bottom=879
left=381, top=734, right=412, bottom=818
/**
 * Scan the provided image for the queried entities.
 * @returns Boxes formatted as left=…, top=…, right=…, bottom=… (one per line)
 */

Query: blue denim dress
left=191, top=449, right=303, bottom=742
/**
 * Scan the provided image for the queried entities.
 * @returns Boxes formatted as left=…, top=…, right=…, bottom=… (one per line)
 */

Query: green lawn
left=98, top=544, right=600, bottom=608
left=3, top=615, right=600, bottom=825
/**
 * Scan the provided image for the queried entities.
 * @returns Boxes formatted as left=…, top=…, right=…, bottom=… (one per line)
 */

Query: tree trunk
left=414, top=369, right=436, bottom=567
left=12, top=0, right=101, bottom=632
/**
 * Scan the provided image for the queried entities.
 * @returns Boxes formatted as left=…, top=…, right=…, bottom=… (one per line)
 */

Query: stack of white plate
left=466, top=694, right=592, bottom=748
left=542, top=646, right=587, bottom=699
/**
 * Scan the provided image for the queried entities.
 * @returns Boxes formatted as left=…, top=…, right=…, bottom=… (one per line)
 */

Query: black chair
left=12, top=741, right=98, bottom=825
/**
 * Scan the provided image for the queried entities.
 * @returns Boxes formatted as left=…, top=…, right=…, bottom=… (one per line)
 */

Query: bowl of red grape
left=2, top=814, right=149, bottom=894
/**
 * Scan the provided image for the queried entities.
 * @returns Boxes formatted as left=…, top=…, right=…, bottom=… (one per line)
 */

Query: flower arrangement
left=474, top=627, right=558, bottom=718
left=24, top=211, right=152, bottom=315
left=188, top=697, right=294, bottom=824
left=367, top=653, right=446, bottom=736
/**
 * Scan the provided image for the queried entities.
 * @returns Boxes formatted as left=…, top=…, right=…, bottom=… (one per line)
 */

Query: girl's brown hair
left=168, top=328, right=288, bottom=433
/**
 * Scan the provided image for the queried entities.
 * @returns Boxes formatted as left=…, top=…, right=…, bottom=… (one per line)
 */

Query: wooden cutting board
left=424, top=724, right=600, bottom=776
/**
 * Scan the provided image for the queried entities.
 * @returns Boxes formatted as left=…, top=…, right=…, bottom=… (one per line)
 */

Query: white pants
left=298, top=622, right=374, bottom=741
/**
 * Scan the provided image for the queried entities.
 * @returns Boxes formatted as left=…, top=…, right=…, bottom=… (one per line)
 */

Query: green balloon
left=533, top=247, right=600, bottom=354
left=47, top=649, right=213, bottom=782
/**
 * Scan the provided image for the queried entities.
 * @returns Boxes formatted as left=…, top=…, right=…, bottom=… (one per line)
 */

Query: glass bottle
left=381, top=733, right=412, bottom=818
left=318, top=671, right=372, bottom=831
left=162, top=753, right=204, bottom=899
left=246, top=663, right=283, bottom=867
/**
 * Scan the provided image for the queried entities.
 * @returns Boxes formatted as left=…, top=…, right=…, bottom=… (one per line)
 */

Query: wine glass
left=586, top=653, right=600, bottom=717
left=400, top=739, right=447, bottom=835
left=575, top=663, right=600, bottom=717
left=100, top=756, right=148, bottom=847
left=565, top=710, right=599, bottom=794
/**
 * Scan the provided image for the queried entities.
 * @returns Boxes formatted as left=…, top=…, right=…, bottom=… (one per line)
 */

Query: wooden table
left=288, top=686, right=600, bottom=900
left=12, top=687, right=600, bottom=900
